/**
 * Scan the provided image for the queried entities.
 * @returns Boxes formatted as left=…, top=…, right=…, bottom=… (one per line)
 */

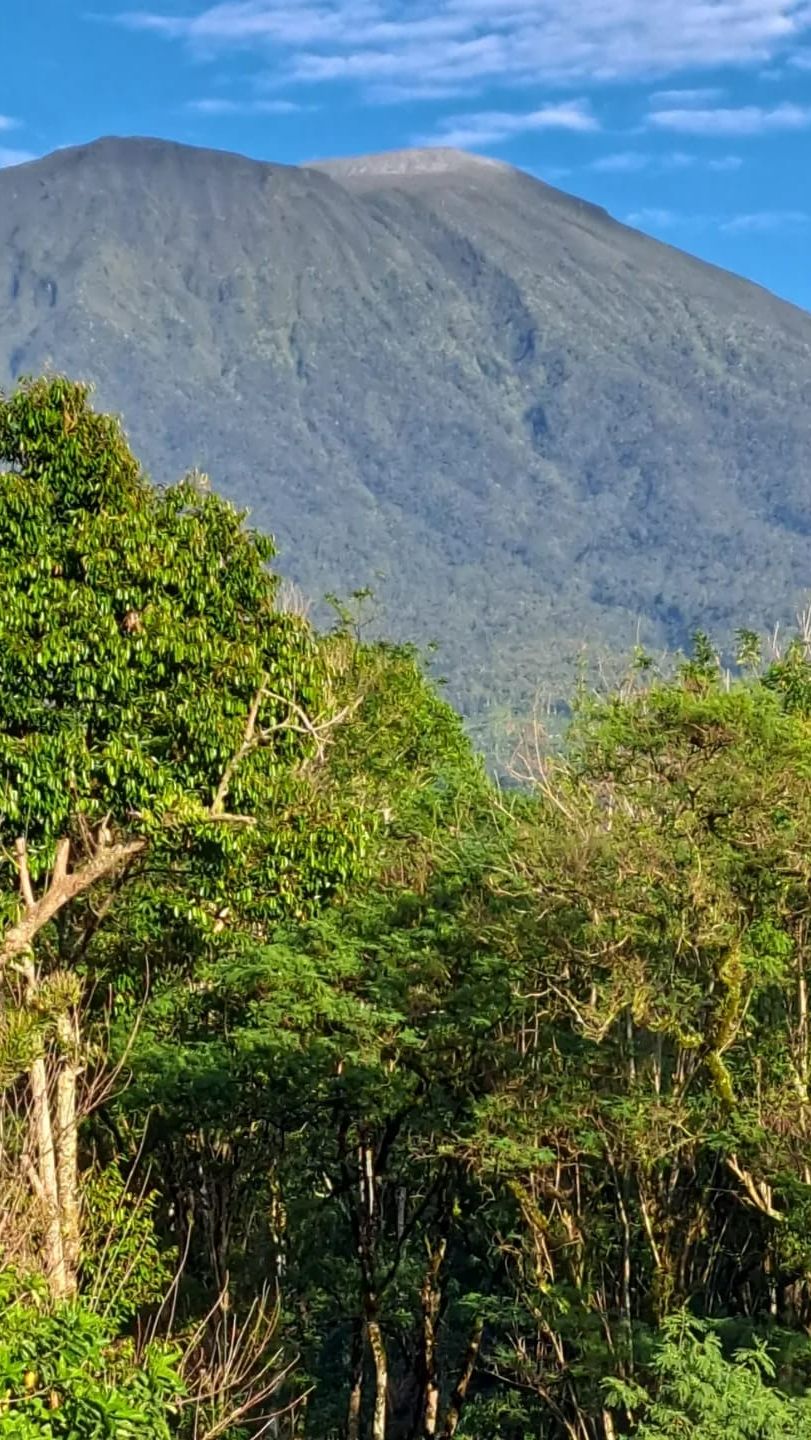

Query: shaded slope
left=2, top=137, right=811, bottom=729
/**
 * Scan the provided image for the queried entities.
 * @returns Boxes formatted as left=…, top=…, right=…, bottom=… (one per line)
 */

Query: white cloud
left=649, top=101, right=811, bottom=133
left=117, top=5, right=473, bottom=50
left=722, top=208, right=809, bottom=230
left=366, top=81, right=476, bottom=101
left=111, top=0, right=811, bottom=98
left=0, top=148, right=35, bottom=168
left=289, top=36, right=516, bottom=85
left=186, top=96, right=305, bottom=112
left=650, top=87, right=725, bottom=104
left=590, top=149, right=734, bottom=173
left=624, top=207, right=683, bottom=230
left=624, top=206, right=805, bottom=236
left=415, top=100, right=599, bottom=149
left=0, top=115, right=19, bottom=131
left=591, top=150, right=650, bottom=171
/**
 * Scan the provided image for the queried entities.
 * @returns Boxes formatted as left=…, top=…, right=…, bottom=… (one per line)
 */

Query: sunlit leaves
left=0, top=376, right=368, bottom=919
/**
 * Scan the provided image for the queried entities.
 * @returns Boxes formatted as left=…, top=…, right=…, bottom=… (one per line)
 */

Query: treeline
left=3, top=378, right=811, bottom=1438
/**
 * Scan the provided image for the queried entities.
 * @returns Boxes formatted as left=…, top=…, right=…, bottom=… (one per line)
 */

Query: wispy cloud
left=116, top=5, right=472, bottom=50
left=288, top=36, right=519, bottom=86
left=0, top=147, right=36, bottom=168
left=110, top=0, right=811, bottom=100
left=625, top=206, right=807, bottom=236
left=590, top=149, right=739, bottom=174
left=722, top=209, right=809, bottom=231
left=0, top=115, right=20, bottom=132
left=415, top=100, right=599, bottom=150
left=649, top=87, right=725, bottom=104
left=186, top=96, right=306, bottom=113
left=624, top=207, right=684, bottom=230
left=365, top=81, right=476, bottom=103
left=649, top=101, right=811, bottom=134
left=591, top=150, right=651, bottom=172
left=789, top=46, right=811, bottom=66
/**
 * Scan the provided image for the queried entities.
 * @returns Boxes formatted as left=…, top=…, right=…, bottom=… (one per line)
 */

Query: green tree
left=107, top=654, right=497, bottom=1440
left=0, top=374, right=371, bottom=1305
left=0, top=375, right=492, bottom=1439
left=0, top=1271, right=183, bottom=1439
left=606, top=1314, right=811, bottom=1438
left=454, top=646, right=811, bottom=1436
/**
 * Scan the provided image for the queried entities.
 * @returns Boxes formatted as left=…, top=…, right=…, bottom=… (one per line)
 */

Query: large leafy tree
left=0, top=375, right=493, bottom=1440
left=0, top=375, right=371, bottom=1303
left=104, top=646, right=497, bottom=1440
left=0, top=374, right=369, bottom=944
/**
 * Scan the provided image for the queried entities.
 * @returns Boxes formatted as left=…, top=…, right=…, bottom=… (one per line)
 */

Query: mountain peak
left=1, top=136, right=810, bottom=737
left=310, top=146, right=510, bottom=178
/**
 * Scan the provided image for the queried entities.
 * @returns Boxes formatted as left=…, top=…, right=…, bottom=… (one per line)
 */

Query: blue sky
left=4, top=0, right=811, bottom=308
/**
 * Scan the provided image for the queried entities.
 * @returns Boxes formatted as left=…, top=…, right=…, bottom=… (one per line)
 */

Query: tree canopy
left=3, top=376, right=811, bottom=1440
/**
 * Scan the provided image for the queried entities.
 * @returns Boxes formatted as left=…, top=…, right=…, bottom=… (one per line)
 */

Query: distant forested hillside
left=1, top=139, right=811, bottom=744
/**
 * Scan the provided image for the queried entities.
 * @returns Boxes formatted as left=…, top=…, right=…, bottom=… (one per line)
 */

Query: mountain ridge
left=2, top=136, right=811, bottom=734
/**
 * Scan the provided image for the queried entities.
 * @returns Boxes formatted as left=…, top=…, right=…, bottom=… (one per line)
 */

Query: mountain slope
left=2, top=136, right=811, bottom=728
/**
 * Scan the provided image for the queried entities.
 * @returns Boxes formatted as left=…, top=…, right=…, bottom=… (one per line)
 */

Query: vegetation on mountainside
left=5, top=377, right=811, bottom=1438
left=4, top=139, right=811, bottom=749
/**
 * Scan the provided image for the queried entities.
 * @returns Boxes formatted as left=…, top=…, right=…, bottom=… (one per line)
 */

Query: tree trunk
left=421, top=1239, right=446, bottom=1438
left=55, top=1062, right=79, bottom=1289
left=14, top=840, right=77, bottom=1299
left=346, top=1317, right=365, bottom=1440
left=440, top=1316, right=483, bottom=1439
left=29, top=1051, right=68, bottom=1298
left=55, top=1013, right=80, bottom=1290
left=2, top=838, right=145, bottom=968
left=367, top=1315, right=388, bottom=1440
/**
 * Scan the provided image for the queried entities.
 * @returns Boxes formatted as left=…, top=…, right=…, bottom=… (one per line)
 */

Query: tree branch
left=726, top=1154, right=785, bottom=1221
left=211, top=683, right=362, bottom=817
left=2, top=838, right=147, bottom=968
left=211, top=684, right=268, bottom=816
left=14, top=837, right=36, bottom=909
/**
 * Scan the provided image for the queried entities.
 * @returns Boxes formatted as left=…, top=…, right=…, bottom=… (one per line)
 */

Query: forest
left=4, top=375, right=811, bottom=1439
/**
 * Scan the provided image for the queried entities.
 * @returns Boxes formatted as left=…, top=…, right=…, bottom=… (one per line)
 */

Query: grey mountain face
left=2, top=136, right=811, bottom=728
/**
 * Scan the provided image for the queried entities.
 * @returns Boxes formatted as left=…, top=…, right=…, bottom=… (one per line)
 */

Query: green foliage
left=606, top=1314, right=811, bottom=1438
left=0, top=375, right=367, bottom=929
left=107, top=630, right=811, bottom=1438
left=0, top=1272, right=183, bottom=1438
left=10, top=377, right=811, bottom=1439
left=80, top=1168, right=173, bottom=1323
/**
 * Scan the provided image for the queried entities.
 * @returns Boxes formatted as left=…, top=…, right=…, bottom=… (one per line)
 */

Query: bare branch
left=211, top=685, right=267, bottom=816
left=264, top=690, right=361, bottom=766
left=14, top=837, right=36, bottom=910
left=211, top=680, right=362, bottom=819
left=52, top=837, right=70, bottom=887
left=726, top=1154, right=785, bottom=1221
left=1, top=839, right=146, bottom=969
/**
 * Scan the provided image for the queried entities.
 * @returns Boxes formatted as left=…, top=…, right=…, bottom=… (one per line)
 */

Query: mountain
left=2, top=136, right=811, bottom=732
